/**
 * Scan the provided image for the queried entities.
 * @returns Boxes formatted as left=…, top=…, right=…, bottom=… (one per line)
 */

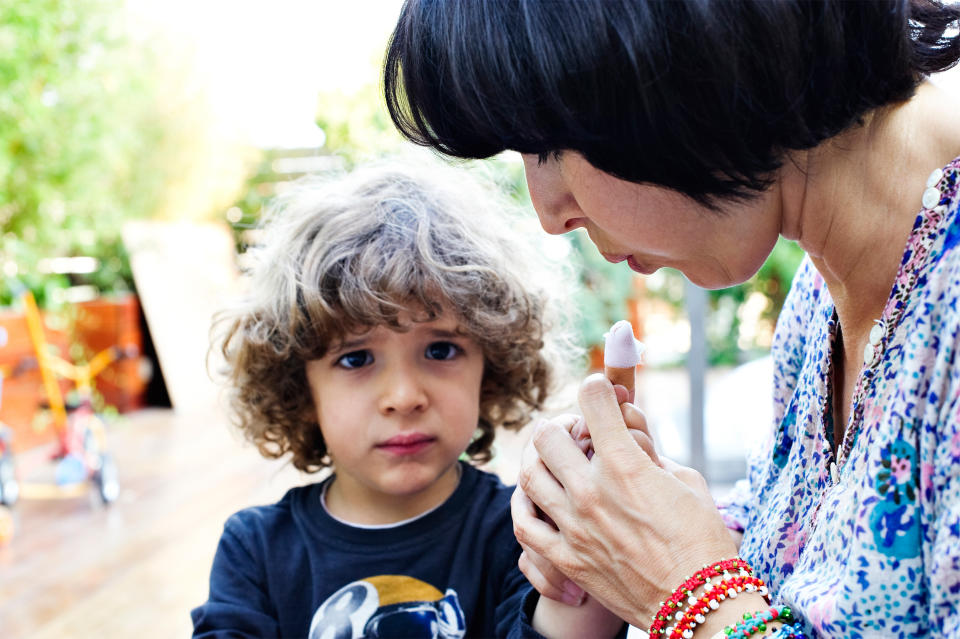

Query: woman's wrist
left=646, top=557, right=795, bottom=639
left=648, top=557, right=754, bottom=637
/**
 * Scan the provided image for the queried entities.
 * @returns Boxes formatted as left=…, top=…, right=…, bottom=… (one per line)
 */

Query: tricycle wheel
left=94, top=454, right=120, bottom=504
left=0, top=454, right=18, bottom=507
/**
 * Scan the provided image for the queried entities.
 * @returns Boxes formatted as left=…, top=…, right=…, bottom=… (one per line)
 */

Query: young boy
left=191, top=163, right=625, bottom=638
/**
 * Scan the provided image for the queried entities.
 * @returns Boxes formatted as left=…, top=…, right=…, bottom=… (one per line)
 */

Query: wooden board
left=122, top=221, right=240, bottom=413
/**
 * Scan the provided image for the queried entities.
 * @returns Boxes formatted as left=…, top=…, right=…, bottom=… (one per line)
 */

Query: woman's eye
left=335, top=350, right=373, bottom=369
left=425, top=341, right=462, bottom=361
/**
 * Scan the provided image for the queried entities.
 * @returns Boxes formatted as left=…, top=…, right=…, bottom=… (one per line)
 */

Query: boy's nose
left=378, top=367, right=428, bottom=415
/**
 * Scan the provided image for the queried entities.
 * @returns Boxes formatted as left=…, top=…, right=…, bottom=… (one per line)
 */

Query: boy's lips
left=377, top=432, right=436, bottom=456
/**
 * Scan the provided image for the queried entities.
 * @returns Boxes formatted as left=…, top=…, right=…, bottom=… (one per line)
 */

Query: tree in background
left=0, top=0, right=202, bottom=307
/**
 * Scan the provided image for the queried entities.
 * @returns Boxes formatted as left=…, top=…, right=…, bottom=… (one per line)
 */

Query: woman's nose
left=521, top=153, right=586, bottom=235
left=378, top=365, right=428, bottom=415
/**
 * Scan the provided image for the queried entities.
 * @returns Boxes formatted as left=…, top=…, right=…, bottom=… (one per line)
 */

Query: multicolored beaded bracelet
left=648, top=558, right=753, bottom=638
left=721, top=605, right=794, bottom=639
left=666, top=575, right=768, bottom=639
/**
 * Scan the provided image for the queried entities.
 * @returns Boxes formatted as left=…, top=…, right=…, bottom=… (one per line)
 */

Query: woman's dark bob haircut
left=385, top=0, right=960, bottom=206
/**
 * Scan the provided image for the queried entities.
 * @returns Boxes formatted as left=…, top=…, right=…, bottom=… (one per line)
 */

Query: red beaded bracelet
left=648, top=558, right=752, bottom=638
left=666, top=575, right=769, bottom=639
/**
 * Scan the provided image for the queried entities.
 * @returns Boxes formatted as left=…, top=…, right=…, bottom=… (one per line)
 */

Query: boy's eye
left=335, top=350, right=373, bottom=369
left=425, top=341, right=462, bottom=361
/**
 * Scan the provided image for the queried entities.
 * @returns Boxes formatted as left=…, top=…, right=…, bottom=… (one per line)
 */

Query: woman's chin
left=683, top=268, right=756, bottom=290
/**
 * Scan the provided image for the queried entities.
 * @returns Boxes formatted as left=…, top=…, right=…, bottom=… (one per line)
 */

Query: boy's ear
left=301, top=402, right=321, bottom=427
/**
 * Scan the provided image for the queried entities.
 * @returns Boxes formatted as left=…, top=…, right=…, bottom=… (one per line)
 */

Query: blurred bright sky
left=126, top=0, right=403, bottom=149
left=123, top=0, right=960, bottom=152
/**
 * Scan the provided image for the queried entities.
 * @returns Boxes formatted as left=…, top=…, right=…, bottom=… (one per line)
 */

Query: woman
left=383, top=1, right=960, bottom=636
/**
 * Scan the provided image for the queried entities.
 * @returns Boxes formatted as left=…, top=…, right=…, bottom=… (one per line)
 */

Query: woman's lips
left=377, top=433, right=436, bottom=456
left=627, top=256, right=657, bottom=275
left=601, top=253, right=629, bottom=264
left=602, top=252, right=657, bottom=275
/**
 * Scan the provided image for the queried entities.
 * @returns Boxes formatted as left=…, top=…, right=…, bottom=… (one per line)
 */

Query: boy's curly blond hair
left=214, top=162, right=576, bottom=472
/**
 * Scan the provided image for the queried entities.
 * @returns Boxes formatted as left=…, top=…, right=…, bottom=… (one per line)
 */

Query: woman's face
left=520, top=152, right=782, bottom=289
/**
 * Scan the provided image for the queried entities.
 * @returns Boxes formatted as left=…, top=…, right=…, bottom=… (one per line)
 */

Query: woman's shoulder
left=889, top=183, right=960, bottom=427
left=775, top=256, right=830, bottom=332
left=785, top=255, right=826, bottom=307
left=932, top=200, right=960, bottom=274
left=771, top=257, right=828, bottom=362
left=915, top=171, right=960, bottom=326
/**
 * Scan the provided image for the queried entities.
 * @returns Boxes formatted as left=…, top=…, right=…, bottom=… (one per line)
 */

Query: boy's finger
left=621, top=402, right=659, bottom=465
left=571, top=417, right=588, bottom=440
left=552, top=413, right=583, bottom=434
left=612, top=383, right=629, bottom=405
left=606, top=368, right=636, bottom=403
left=628, top=429, right=660, bottom=467
left=518, top=548, right=585, bottom=606
left=620, top=402, right=651, bottom=438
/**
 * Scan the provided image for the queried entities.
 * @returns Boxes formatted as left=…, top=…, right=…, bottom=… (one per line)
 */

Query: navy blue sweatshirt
left=192, top=462, right=543, bottom=638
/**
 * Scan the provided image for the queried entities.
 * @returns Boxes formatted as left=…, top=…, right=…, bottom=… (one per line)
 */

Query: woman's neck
left=783, top=81, right=960, bottom=338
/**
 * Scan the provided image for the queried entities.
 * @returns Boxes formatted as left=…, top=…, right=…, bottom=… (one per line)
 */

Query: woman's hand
left=513, top=395, right=662, bottom=605
left=510, top=378, right=713, bottom=607
left=512, top=374, right=738, bottom=627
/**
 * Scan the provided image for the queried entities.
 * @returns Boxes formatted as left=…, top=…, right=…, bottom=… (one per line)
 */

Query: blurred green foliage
left=316, top=88, right=402, bottom=164
left=0, top=0, right=171, bottom=308
left=706, top=238, right=804, bottom=365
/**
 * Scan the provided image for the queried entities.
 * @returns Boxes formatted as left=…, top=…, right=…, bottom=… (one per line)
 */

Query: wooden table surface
left=0, top=404, right=530, bottom=639
left=0, top=406, right=310, bottom=639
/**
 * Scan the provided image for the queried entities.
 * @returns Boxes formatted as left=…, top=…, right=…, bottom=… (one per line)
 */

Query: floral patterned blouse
left=717, top=156, right=960, bottom=637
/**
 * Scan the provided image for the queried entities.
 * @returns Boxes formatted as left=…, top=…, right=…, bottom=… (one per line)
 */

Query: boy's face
left=305, top=310, right=484, bottom=520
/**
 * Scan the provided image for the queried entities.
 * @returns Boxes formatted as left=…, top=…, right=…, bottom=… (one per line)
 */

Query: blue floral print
left=717, top=157, right=960, bottom=637
left=870, top=437, right=920, bottom=559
